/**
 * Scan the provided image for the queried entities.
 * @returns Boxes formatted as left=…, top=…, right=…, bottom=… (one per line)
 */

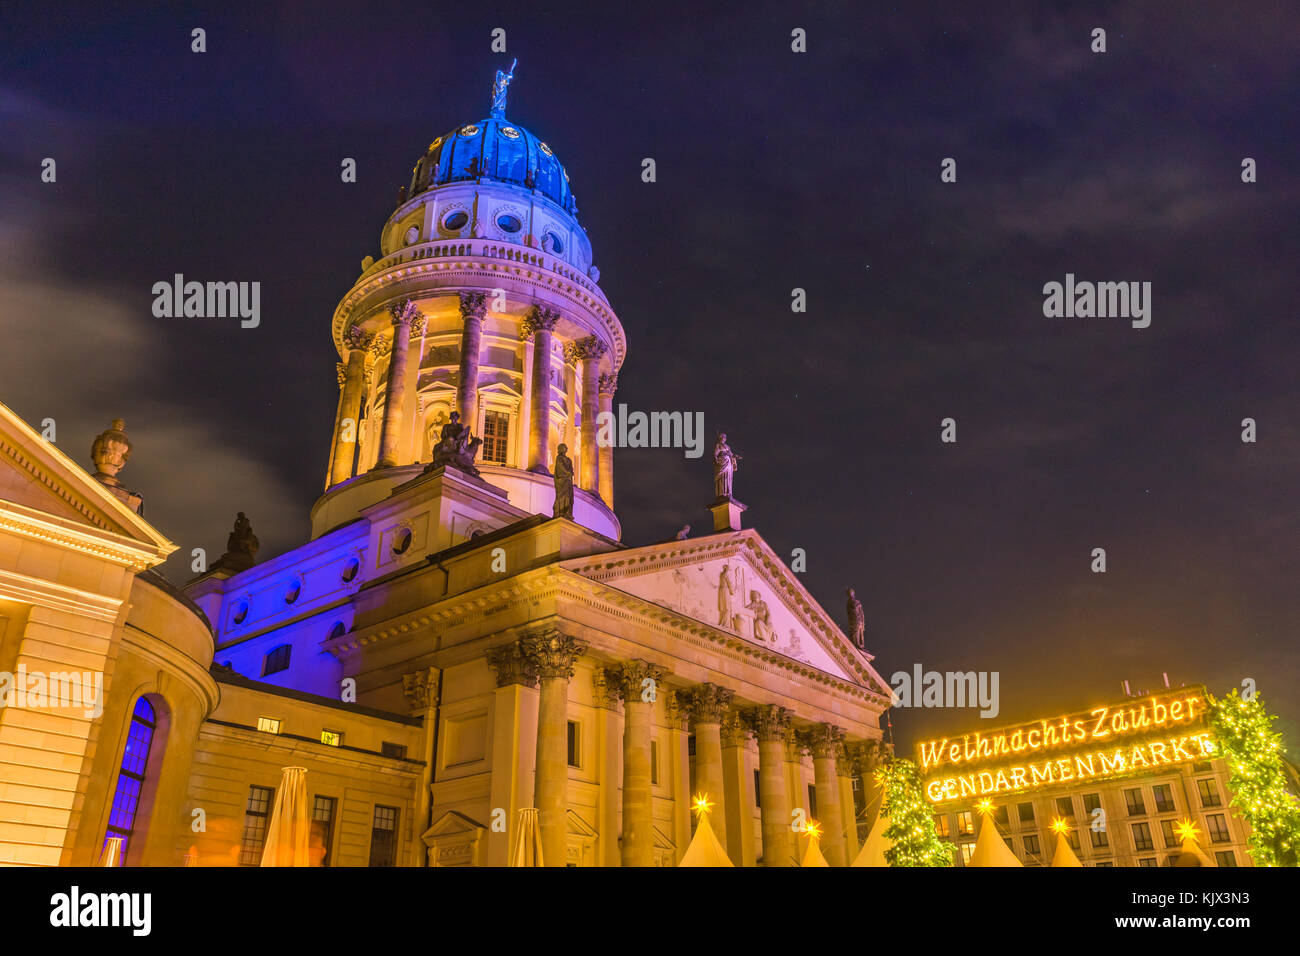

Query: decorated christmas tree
left=1208, top=689, right=1300, bottom=866
left=876, top=758, right=952, bottom=867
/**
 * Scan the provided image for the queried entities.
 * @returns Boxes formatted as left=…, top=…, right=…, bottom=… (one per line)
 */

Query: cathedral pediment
left=561, top=530, right=886, bottom=692
left=0, top=402, right=174, bottom=567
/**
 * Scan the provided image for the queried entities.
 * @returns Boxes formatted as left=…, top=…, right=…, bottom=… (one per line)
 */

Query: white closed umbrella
left=260, top=766, right=312, bottom=867
left=510, top=807, right=545, bottom=867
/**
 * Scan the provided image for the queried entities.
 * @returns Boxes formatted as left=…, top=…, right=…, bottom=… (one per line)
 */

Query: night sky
left=3, top=1, right=1297, bottom=753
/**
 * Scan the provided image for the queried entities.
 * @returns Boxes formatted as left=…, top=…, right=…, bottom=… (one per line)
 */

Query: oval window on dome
left=460, top=124, right=480, bottom=136
left=340, top=557, right=360, bottom=584
left=496, top=214, right=523, bottom=234
left=403, top=226, right=419, bottom=245
left=539, top=142, right=553, bottom=157
left=429, top=136, right=443, bottom=151
left=543, top=232, right=564, bottom=254
left=442, top=210, right=469, bottom=231
left=500, top=126, right=520, bottom=139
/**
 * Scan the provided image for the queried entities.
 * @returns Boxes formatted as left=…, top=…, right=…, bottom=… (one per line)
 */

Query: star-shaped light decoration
left=691, top=793, right=714, bottom=818
left=805, top=819, right=823, bottom=841
left=1049, top=817, right=1071, bottom=835
left=1174, top=819, right=1201, bottom=843
left=975, top=798, right=994, bottom=816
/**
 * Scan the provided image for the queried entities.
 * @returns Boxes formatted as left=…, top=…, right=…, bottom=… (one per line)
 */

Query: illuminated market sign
left=918, top=687, right=1216, bottom=805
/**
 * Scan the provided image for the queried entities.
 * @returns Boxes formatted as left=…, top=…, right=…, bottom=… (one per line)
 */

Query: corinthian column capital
left=486, top=641, right=539, bottom=688
left=598, top=372, right=618, bottom=396
left=521, top=305, right=561, bottom=339
left=603, top=660, right=670, bottom=702
left=720, top=709, right=751, bottom=747
left=680, top=683, right=735, bottom=725
left=459, top=291, right=488, bottom=322
left=402, top=667, right=440, bottom=710
left=744, top=704, right=792, bottom=743
left=344, top=325, right=374, bottom=353
left=803, top=723, right=844, bottom=759
left=520, top=629, right=586, bottom=680
left=571, top=335, right=607, bottom=362
left=388, top=298, right=421, bottom=327
left=408, top=314, right=427, bottom=339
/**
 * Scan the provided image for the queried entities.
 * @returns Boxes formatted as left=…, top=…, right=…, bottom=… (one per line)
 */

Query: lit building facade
left=921, top=686, right=1253, bottom=867
left=0, top=72, right=892, bottom=867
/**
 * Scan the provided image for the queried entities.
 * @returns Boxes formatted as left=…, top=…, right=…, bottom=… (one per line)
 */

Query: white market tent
left=967, top=813, right=1023, bottom=867
left=679, top=803, right=734, bottom=867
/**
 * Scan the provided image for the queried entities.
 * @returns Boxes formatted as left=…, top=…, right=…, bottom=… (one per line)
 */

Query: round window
left=496, top=214, right=522, bottom=234
left=340, top=557, right=360, bottom=584
left=404, top=226, right=419, bottom=245
left=284, top=580, right=302, bottom=605
left=232, top=601, right=249, bottom=625
left=443, top=210, right=469, bottom=231
left=543, top=232, right=564, bottom=254
left=500, top=126, right=520, bottom=139
left=393, top=527, right=413, bottom=555
left=539, top=142, right=553, bottom=157
left=460, top=124, right=480, bottom=136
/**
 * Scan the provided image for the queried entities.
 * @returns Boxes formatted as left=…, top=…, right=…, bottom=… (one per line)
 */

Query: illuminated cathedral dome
left=410, top=115, right=578, bottom=217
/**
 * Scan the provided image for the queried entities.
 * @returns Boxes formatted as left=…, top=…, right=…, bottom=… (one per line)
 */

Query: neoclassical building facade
left=0, top=71, right=891, bottom=867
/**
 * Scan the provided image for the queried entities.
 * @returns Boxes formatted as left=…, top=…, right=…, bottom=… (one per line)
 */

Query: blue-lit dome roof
left=409, top=114, right=578, bottom=218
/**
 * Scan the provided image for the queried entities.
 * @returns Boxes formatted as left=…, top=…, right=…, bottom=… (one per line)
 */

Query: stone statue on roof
left=490, top=59, right=517, bottom=117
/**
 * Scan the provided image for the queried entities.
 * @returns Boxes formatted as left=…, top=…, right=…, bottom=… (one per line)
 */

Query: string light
left=878, top=758, right=952, bottom=867
left=1208, top=689, right=1300, bottom=866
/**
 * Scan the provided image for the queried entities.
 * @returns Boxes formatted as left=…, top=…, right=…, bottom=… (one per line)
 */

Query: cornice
left=330, top=258, right=625, bottom=371
left=0, top=504, right=161, bottom=572
left=322, top=564, right=889, bottom=710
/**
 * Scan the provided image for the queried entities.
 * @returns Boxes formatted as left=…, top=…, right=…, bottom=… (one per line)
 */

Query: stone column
left=516, top=330, right=534, bottom=467
left=592, top=669, right=623, bottom=867
left=721, top=711, right=757, bottom=866
left=523, top=306, right=560, bottom=473
left=562, top=344, right=579, bottom=457
left=747, top=705, right=794, bottom=867
left=597, top=372, right=617, bottom=507
left=607, top=659, right=669, bottom=867
left=400, top=314, right=426, bottom=463
left=376, top=299, right=420, bottom=468
left=520, top=630, right=585, bottom=867
left=837, top=738, right=860, bottom=861
left=664, top=691, right=692, bottom=862
left=573, top=336, right=606, bottom=493
left=806, top=724, right=847, bottom=866
left=484, top=643, right=540, bottom=867
left=681, top=683, right=734, bottom=860
left=455, top=291, right=488, bottom=428
left=402, top=667, right=440, bottom=866
left=327, top=328, right=373, bottom=487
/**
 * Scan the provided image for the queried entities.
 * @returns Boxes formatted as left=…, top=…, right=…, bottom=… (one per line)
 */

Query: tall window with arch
left=102, top=697, right=159, bottom=864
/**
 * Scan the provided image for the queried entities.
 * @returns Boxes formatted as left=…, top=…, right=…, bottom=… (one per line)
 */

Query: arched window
left=102, top=697, right=158, bottom=865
